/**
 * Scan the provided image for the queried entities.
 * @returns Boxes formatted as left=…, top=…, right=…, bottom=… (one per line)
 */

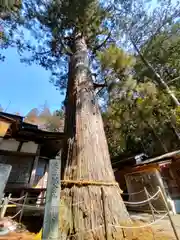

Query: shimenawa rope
left=61, top=179, right=119, bottom=187
left=123, top=189, right=160, bottom=205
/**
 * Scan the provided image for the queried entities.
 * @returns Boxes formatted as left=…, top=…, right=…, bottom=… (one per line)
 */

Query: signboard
left=42, top=159, right=61, bottom=240
left=0, top=164, right=12, bottom=202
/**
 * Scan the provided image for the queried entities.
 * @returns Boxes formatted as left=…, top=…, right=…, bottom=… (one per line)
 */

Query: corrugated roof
left=0, top=111, right=65, bottom=141
left=137, top=149, right=180, bottom=166
left=0, top=112, right=23, bottom=122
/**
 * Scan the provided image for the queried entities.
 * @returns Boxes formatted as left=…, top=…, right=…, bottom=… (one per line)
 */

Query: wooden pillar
left=170, top=163, right=180, bottom=193
left=41, top=163, right=49, bottom=206
left=0, top=164, right=12, bottom=202
left=158, top=186, right=180, bottom=240
left=36, top=159, right=48, bottom=206
left=29, top=145, right=41, bottom=187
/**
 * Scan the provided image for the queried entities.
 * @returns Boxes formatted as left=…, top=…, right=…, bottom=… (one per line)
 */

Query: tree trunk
left=59, top=35, right=131, bottom=240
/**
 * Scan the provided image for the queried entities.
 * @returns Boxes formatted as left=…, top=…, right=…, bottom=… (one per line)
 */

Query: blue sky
left=0, top=47, right=64, bottom=116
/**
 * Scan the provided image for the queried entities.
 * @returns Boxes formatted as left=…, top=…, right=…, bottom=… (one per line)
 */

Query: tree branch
left=59, top=36, right=73, bottom=56
left=92, top=31, right=112, bottom=54
left=143, top=9, right=180, bottom=55
left=93, top=82, right=107, bottom=89
left=130, top=37, right=180, bottom=107
left=0, top=12, right=11, bottom=20
left=167, top=76, right=180, bottom=85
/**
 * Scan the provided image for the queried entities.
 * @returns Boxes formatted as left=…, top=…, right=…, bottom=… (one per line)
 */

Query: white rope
left=109, top=212, right=168, bottom=229
left=146, top=190, right=161, bottom=201
left=8, top=201, right=44, bottom=210
left=9, top=200, right=85, bottom=211
left=146, top=190, right=165, bottom=214
left=122, top=189, right=145, bottom=196
left=10, top=195, right=27, bottom=202
left=9, top=209, right=22, bottom=219
left=124, top=189, right=160, bottom=205
left=150, top=203, right=163, bottom=214
left=66, top=212, right=168, bottom=236
left=1, top=195, right=27, bottom=202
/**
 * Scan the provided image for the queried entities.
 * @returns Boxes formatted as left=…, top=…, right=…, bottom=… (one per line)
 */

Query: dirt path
left=0, top=213, right=179, bottom=239
left=0, top=232, right=35, bottom=240
left=130, top=212, right=180, bottom=239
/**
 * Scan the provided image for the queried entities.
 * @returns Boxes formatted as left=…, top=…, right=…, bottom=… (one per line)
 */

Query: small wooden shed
left=0, top=111, right=65, bottom=215
left=114, top=151, right=180, bottom=213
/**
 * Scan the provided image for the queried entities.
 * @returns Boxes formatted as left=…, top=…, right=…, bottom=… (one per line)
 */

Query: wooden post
left=29, top=145, right=41, bottom=187
left=101, top=187, right=110, bottom=240
left=158, top=186, right=180, bottom=240
left=0, top=164, right=12, bottom=202
left=42, top=158, right=61, bottom=240
left=144, top=187, right=155, bottom=221
left=0, top=194, right=4, bottom=205
left=0, top=194, right=11, bottom=219
left=0, top=197, right=6, bottom=219
left=19, top=192, right=28, bottom=223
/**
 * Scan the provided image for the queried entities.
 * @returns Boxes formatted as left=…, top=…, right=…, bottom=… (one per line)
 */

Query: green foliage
left=0, top=0, right=21, bottom=19
left=97, top=0, right=180, bottom=158
left=6, top=0, right=113, bottom=89
left=99, top=44, right=180, bottom=157
left=98, top=44, right=135, bottom=76
left=134, top=23, right=180, bottom=86
left=2, top=0, right=180, bottom=159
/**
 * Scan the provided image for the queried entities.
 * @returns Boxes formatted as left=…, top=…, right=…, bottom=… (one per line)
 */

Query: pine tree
left=114, top=0, right=180, bottom=107
left=11, top=0, right=132, bottom=239
left=0, top=0, right=21, bottom=20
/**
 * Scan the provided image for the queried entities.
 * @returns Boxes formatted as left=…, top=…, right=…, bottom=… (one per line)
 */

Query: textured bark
left=59, top=35, right=131, bottom=240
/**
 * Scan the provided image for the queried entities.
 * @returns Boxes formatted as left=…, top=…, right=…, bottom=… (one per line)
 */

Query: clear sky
left=0, top=47, right=64, bottom=116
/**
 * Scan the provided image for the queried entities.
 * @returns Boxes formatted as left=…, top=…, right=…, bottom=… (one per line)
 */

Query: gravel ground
left=0, top=213, right=179, bottom=239
left=130, top=212, right=180, bottom=239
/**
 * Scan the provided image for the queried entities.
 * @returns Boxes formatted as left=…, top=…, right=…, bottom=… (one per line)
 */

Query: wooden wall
left=0, top=155, right=33, bottom=184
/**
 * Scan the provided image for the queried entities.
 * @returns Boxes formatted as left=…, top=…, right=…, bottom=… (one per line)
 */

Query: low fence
left=64, top=186, right=180, bottom=240
left=0, top=186, right=179, bottom=240
left=0, top=193, right=46, bottom=221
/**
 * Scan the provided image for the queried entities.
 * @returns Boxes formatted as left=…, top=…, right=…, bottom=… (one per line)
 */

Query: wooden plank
left=0, top=194, right=11, bottom=218
left=0, top=149, right=36, bottom=157
left=158, top=187, right=180, bottom=240
left=138, top=149, right=180, bottom=165
left=42, top=158, right=61, bottom=240
left=0, top=204, right=16, bottom=208
left=29, top=145, right=41, bottom=186
left=6, top=183, right=30, bottom=189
